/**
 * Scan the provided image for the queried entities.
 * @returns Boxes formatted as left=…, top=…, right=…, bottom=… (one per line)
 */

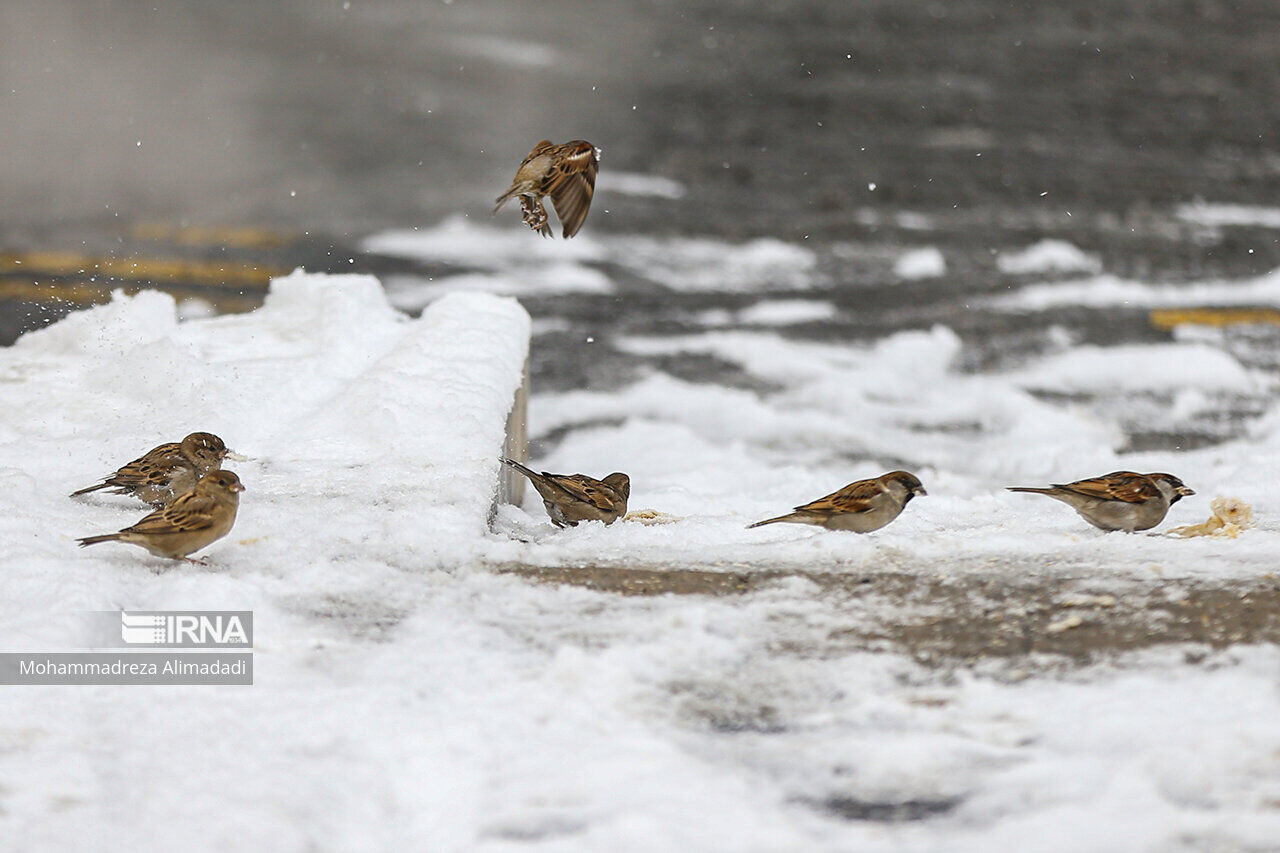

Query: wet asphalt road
left=5, top=0, right=1280, bottom=235
left=3, top=0, right=1280, bottom=412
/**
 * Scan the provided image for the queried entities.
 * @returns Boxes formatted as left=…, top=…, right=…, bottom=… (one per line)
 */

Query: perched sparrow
left=77, top=470, right=245, bottom=562
left=502, top=457, right=629, bottom=527
left=748, top=471, right=927, bottom=532
left=71, top=431, right=236, bottom=507
left=1008, top=471, right=1194, bottom=532
left=494, top=140, right=600, bottom=238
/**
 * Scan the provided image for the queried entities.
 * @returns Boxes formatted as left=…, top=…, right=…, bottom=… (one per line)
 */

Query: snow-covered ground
left=4, top=224, right=1280, bottom=849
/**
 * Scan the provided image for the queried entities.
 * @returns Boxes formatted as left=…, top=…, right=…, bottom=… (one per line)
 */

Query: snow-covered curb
left=1, top=269, right=531, bottom=575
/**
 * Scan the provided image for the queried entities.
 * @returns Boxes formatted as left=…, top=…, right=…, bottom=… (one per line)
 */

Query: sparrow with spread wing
left=1008, top=471, right=1193, bottom=532
left=494, top=140, right=600, bottom=238
left=502, top=457, right=629, bottom=527
left=77, top=470, right=245, bottom=562
left=71, top=431, right=238, bottom=507
left=748, top=471, right=927, bottom=532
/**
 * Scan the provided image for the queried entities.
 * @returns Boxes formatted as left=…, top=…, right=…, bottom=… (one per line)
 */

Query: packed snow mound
left=1, top=270, right=531, bottom=573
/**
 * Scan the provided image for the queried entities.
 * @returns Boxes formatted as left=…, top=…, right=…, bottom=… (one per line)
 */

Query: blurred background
left=2, top=0, right=1279, bottom=376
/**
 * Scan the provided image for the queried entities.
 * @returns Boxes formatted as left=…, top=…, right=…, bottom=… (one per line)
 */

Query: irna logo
left=119, top=612, right=252, bottom=647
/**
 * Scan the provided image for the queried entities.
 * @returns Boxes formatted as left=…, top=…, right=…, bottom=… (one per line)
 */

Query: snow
left=1176, top=202, right=1280, bottom=230
left=364, top=216, right=819, bottom=293
left=893, top=246, right=947, bottom=280
left=996, top=239, right=1102, bottom=276
left=5, top=244, right=1280, bottom=848
left=1010, top=343, right=1259, bottom=393
left=382, top=265, right=615, bottom=312
left=994, top=268, right=1280, bottom=311
left=600, top=171, right=688, bottom=199
left=453, top=35, right=560, bottom=68
left=735, top=299, right=837, bottom=325
left=363, top=217, right=607, bottom=268
left=1, top=269, right=530, bottom=573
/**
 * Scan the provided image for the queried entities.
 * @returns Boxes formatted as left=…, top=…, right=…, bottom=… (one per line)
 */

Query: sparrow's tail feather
left=502, top=457, right=579, bottom=503
left=502, top=457, right=558, bottom=492
left=746, top=513, right=807, bottom=529
left=77, top=533, right=120, bottom=548
left=502, top=457, right=540, bottom=480
left=494, top=186, right=522, bottom=212
left=1007, top=487, right=1054, bottom=495
left=69, top=482, right=109, bottom=497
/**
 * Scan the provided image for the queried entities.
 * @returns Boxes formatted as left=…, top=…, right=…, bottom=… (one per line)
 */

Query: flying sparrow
left=502, top=457, right=629, bottom=527
left=71, top=432, right=236, bottom=507
left=1008, top=471, right=1194, bottom=532
left=748, top=471, right=927, bottom=532
left=77, top=470, right=245, bottom=562
left=494, top=140, right=600, bottom=238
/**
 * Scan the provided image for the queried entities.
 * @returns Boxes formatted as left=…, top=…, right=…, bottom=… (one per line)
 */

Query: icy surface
left=5, top=240, right=1280, bottom=849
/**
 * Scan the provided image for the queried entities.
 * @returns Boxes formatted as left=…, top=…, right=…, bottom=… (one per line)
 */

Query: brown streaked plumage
left=71, top=432, right=232, bottom=507
left=494, top=140, right=600, bottom=238
left=1008, top=470, right=1194, bottom=532
left=77, top=470, right=245, bottom=561
left=502, top=458, right=629, bottom=527
left=748, top=471, right=927, bottom=532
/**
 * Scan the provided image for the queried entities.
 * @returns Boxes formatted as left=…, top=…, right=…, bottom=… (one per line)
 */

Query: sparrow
left=1008, top=471, right=1194, bottom=532
left=747, top=471, right=927, bottom=532
left=77, top=470, right=245, bottom=562
left=502, top=457, right=629, bottom=527
left=494, top=140, right=600, bottom=238
left=71, top=431, right=237, bottom=507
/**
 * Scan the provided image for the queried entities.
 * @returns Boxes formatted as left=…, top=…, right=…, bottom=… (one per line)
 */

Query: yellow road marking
left=129, top=222, right=295, bottom=249
left=0, top=280, right=263, bottom=310
left=0, top=251, right=285, bottom=286
left=0, top=280, right=112, bottom=306
left=1150, top=308, right=1280, bottom=329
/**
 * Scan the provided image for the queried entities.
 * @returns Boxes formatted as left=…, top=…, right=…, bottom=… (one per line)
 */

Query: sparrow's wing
left=546, top=142, right=599, bottom=238
left=549, top=474, right=624, bottom=512
left=106, top=444, right=184, bottom=488
left=123, top=492, right=220, bottom=535
left=1057, top=471, right=1160, bottom=503
left=792, top=479, right=883, bottom=515
left=521, top=140, right=555, bottom=169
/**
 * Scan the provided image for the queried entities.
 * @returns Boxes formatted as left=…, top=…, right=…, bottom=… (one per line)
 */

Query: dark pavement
left=2, top=0, right=1279, bottom=341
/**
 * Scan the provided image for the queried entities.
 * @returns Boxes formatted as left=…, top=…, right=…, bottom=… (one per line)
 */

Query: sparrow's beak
left=225, top=451, right=249, bottom=462
left=230, top=482, right=246, bottom=493
left=914, top=486, right=928, bottom=497
left=1176, top=485, right=1195, bottom=497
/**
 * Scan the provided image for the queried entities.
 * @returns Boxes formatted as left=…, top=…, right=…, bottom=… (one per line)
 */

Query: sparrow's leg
left=519, top=196, right=551, bottom=236
left=180, top=556, right=210, bottom=566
